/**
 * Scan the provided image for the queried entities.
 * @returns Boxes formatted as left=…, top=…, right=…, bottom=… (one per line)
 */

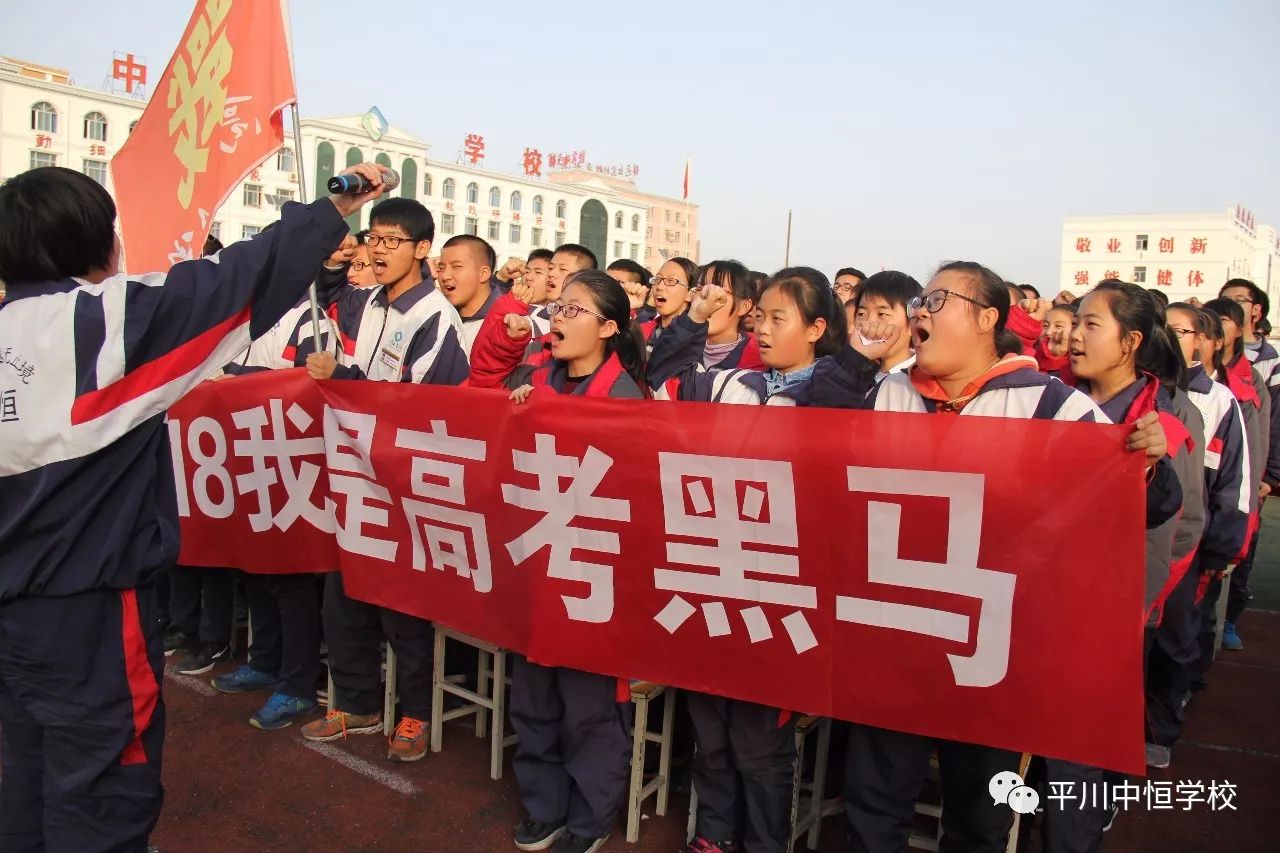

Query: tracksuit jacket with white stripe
left=0, top=198, right=349, bottom=602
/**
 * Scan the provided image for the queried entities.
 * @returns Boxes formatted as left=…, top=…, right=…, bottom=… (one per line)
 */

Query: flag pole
left=683, top=157, right=692, bottom=261
left=785, top=209, right=792, bottom=267
left=279, top=0, right=324, bottom=349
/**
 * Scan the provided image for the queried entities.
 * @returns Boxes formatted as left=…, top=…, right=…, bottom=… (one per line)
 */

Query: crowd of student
left=1, top=163, right=1269, bottom=853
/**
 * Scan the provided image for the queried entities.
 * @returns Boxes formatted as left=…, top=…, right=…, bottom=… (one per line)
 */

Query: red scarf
left=531, top=352, right=625, bottom=398
left=1224, top=354, right=1261, bottom=409
left=1122, top=374, right=1193, bottom=459
left=738, top=334, right=765, bottom=370
left=1005, top=305, right=1041, bottom=356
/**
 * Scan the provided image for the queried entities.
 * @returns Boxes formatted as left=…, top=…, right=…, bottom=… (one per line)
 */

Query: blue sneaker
left=1222, top=621, right=1243, bottom=651
left=250, top=692, right=317, bottom=731
left=211, top=665, right=279, bottom=694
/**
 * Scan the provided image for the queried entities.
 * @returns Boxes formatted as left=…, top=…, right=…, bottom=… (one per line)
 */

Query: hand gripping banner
left=169, top=369, right=1147, bottom=773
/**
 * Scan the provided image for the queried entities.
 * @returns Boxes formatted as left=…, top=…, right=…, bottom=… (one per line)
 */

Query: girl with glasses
left=643, top=257, right=699, bottom=344
left=843, top=267, right=1180, bottom=853
left=505, top=270, right=647, bottom=853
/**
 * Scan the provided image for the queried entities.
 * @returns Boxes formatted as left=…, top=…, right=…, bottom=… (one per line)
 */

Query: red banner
left=169, top=370, right=1147, bottom=774
left=111, top=0, right=295, bottom=272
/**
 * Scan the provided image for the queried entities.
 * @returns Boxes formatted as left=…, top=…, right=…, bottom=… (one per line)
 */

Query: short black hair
left=369, top=197, right=435, bottom=244
left=606, top=258, right=648, bottom=285
left=1146, top=288, right=1170, bottom=309
left=442, top=234, right=496, bottom=271
left=202, top=235, right=224, bottom=257
left=0, top=166, right=116, bottom=285
left=695, top=259, right=755, bottom=307
left=854, top=271, right=923, bottom=313
left=1019, top=284, right=1040, bottom=299
left=835, top=267, right=866, bottom=282
left=527, top=248, right=554, bottom=264
left=1220, top=278, right=1269, bottom=325
left=354, top=229, right=369, bottom=244
left=554, top=242, right=598, bottom=269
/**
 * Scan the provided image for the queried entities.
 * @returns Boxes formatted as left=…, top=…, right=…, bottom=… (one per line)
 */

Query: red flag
left=111, top=0, right=296, bottom=273
left=682, top=158, right=691, bottom=199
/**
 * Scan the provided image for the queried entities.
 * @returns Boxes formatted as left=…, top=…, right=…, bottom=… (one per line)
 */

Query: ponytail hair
left=1198, top=307, right=1229, bottom=380
left=760, top=266, right=848, bottom=358
left=935, top=261, right=1010, bottom=331
left=1091, top=280, right=1183, bottom=392
left=566, top=269, right=650, bottom=397
left=995, top=329, right=1025, bottom=357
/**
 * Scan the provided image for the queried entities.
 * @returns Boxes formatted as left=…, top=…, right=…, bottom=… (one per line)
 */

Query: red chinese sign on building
left=34, top=133, right=52, bottom=149
left=112, top=51, right=148, bottom=95
left=1190, top=238, right=1207, bottom=254
left=1075, top=271, right=1090, bottom=285
left=463, top=133, right=485, bottom=166
left=168, top=371, right=1148, bottom=775
left=1188, top=270, right=1204, bottom=287
left=1157, top=269, right=1173, bottom=287
left=1076, top=238, right=1092, bottom=253
left=1159, top=238, right=1174, bottom=253
left=547, top=150, right=586, bottom=169
left=522, top=147, right=543, bottom=177
left=1106, top=238, right=1121, bottom=253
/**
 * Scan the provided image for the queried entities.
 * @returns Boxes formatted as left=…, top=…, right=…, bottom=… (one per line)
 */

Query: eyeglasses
left=363, top=233, right=415, bottom=249
left=1169, top=326, right=1196, bottom=339
left=1226, top=296, right=1255, bottom=306
left=833, top=282, right=857, bottom=295
left=350, top=261, right=370, bottom=272
left=907, top=289, right=992, bottom=315
left=649, top=275, right=687, bottom=289
left=547, top=302, right=607, bottom=321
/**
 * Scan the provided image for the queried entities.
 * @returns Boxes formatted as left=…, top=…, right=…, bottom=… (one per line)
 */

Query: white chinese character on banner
left=396, top=420, right=492, bottom=592
left=836, top=468, right=1015, bottom=688
left=231, top=399, right=333, bottom=534
left=501, top=433, right=629, bottom=623
left=323, top=406, right=397, bottom=561
left=651, top=452, right=817, bottom=654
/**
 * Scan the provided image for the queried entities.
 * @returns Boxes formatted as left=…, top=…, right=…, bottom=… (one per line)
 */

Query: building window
left=645, top=247, right=651, bottom=260
left=277, top=147, right=295, bottom=173
left=1134, top=266, right=1147, bottom=283
left=1136, top=234, right=1149, bottom=251
left=555, top=230, right=566, bottom=246
left=129, top=120, right=139, bottom=134
left=243, top=224, right=262, bottom=239
left=487, top=220, right=501, bottom=241
left=84, top=111, right=108, bottom=141
left=465, top=217, right=478, bottom=236
left=510, top=224, right=522, bottom=243
left=631, top=214, right=640, bottom=232
left=209, top=222, right=222, bottom=240
left=630, top=243, right=639, bottom=260
left=441, top=214, right=456, bottom=235
left=614, top=211, right=623, bottom=229
left=555, top=199, right=566, bottom=218
left=83, top=159, right=108, bottom=185
left=273, top=188, right=295, bottom=207
left=243, top=184, right=262, bottom=207
left=676, top=212, right=684, bottom=225
left=443, top=177, right=456, bottom=199
left=614, top=240, right=624, bottom=258
left=31, top=101, right=57, bottom=133
left=511, top=190, right=522, bottom=212
left=489, top=186, right=501, bottom=207
left=532, top=194, right=544, bottom=215
left=466, top=182, right=479, bottom=203
left=532, top=227, right=543, bottom=247
left=646, top=226, right=653, bottom=238
left=665, top=210, right=670, bottom=222
left=30, top=151, right=56, bottom=169
left=423, top=173, right=433, bottom=196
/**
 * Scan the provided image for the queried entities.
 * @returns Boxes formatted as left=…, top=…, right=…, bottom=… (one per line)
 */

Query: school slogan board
left=169, top=369, right=1147, bottom=773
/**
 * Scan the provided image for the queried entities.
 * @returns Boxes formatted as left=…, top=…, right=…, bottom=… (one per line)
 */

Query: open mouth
left=655, top=295, right=668, bottom=307
left=373, top=260, right=388, bottom=275
left=914, top=328, right=931, bottom=345
left=550, top=329, right=565, bottom=342
left=1069, top=348, right=1085, bottom=358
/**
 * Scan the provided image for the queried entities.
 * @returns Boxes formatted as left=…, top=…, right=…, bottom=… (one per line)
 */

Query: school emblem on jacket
left=378, top=329, right=407, bottom=375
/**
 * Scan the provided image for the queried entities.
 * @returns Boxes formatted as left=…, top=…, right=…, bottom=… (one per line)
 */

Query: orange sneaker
left=387, top=715, right=429, bottom=762
left=300, top=709, right=383, bottom=742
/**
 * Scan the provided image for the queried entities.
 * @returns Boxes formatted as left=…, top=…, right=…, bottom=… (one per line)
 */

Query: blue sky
left=5, top=0, right=1278, bottom=291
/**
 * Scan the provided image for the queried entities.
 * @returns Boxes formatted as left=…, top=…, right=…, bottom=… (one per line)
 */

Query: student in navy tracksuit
left=1145, top=302, right=1250, bottom=770
left=646, top=267, right=865, bottom=853
left=838, top=265, right=1177, bottom=853
left=1034, top=303, right=1077, bottom=383
left=1218, top=279, right=1279, bottom=649
left=1048, top=281, right=1191, bottom=849
left=644, top=256, right=699, bottom=345
left=1186, top=299, right=1260, bottom=687
left=506, top=271, right=646, bottom=853
left=0, top=164, right=379, bottom=851
left=301, top=198, right=469, bottom=763
left=437, top=233, right=499, bottom=358
left=851, top=271, right=923, bottom=385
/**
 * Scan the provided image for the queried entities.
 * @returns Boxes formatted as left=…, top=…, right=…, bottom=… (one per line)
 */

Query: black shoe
left=514, top=820, right=566, bottom=851
left=175, top=643, right=229, bottom=675
left=551, top=833, right=608, bottom=853
left=163, top=630, right=195, bottom=657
